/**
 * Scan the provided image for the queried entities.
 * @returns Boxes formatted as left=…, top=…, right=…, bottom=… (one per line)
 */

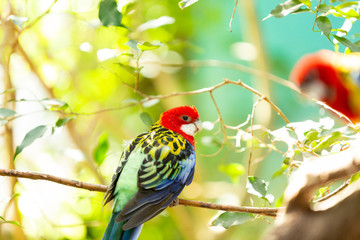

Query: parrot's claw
left=169, top=198, right=179, bottom=207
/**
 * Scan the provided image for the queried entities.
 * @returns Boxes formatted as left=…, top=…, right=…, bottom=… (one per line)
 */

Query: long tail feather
left=103, top=212, right=143, bottom=240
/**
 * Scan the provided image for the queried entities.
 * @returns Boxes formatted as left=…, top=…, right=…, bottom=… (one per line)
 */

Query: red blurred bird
left=290, top=50, right=360, bottom=122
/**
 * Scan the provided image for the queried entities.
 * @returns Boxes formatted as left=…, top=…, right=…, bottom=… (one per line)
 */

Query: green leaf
left=312, top=131, right=351, bottom=153
left=140, top=112, right=153, bottom=127
left=211, top=212, right=253, bottom=229
left=299, top=0, right=311, bottom=8
left=93, top=133, right=109, bottom=165
left=121, top=53, right=134, bottom=57
left=55, top=117, right=75, bottom=128
left=350, top=172, right=360, bottom=183
left=304, top=130, right=319, bottom=145
left=0, top=108, right=16, bottom=117
left=246, top=176, right=268, bottom=198
left=42, top=99, right=69, bottom=111
left=99, top=0, right=124, bottom=27
left=316, top=16, right=332, bottom=39
left=14, top=125, right=48, bottom=159
left=272, top=164, right=289, bottom=179
left=341, top=9, right=360, bottom=19
left=291, top=8, right=311, bottom=14
left=178, top=0, right=199, bottom=9
left=125, top=40, right=140, bottom=51
left=137, top=41, right=163, bottom=51
left=317, top=4, right=332, bottom=13
left=275, top=195, right=284, bottom=207
left=333, top=35, right=360, bottom=52
left=293, top=149, right=304, bottom=162
left=335, top=1, right=359, bottom=9
left=265, top=0, right=304, bottom=19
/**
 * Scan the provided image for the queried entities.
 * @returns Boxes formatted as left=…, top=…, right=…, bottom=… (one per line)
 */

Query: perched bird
left=103, top=106, right=201, bottom=240
left=290, top=50, right=360, bottom=122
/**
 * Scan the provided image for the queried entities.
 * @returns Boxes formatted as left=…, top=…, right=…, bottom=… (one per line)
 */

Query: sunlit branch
left=0, top=168, right=107, bottom=192
left=229, top=79, right=290, bottom=124
left=0, top=6, right=27, bottom=238
left=78, top=78, right=291, bottom=125
left=143, top=59, right=354, bottom=125
left=178, top=199, right=278, bottom=217
left=229, top=0, right=239, bottom=32
left=285, top=145, right=360, bottom=209
left=0, top=168, right=280, bottom=217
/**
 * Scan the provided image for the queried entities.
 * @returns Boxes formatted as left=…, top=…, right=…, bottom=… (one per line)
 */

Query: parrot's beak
left=180, top=119, right=202, bottom=136
left=194, top=119, right=202, bottom=133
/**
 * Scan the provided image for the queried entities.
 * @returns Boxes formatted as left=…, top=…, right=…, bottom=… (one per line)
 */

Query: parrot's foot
left=169, top=198, right=179, bottom=207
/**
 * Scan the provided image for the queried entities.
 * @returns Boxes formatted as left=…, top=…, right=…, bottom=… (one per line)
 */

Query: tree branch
left=0, top=168, right=107, bottom=192
left=266, top=140, right=360, bottom=240
left=0, top=168, right=280, bottom=217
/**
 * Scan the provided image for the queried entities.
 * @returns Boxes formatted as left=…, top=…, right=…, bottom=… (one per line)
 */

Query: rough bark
left=265, top=140, right=360, bottom=240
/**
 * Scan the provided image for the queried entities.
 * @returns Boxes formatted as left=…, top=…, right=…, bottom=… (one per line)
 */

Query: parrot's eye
left=181, top=115, right=191, bottom=122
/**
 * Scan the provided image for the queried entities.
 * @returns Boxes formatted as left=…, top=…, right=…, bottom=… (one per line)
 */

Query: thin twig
left=0, top=168, right=280, bottom=217
left=68, top=78, right=291, bottom=126
left=312, top=0, right=322, bottom=32
left=229, top=0, right=239, bottom=32
left=231, top=79, right=290, bottom=124
left=0, top=168, right=107, bottom=192
left=178, top=199, right=278, bottom=217
left=142, top=59, right=353, bottom=126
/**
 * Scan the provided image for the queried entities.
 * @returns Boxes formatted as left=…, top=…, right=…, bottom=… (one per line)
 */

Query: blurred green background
left=1, top=0, right=359, bottom=239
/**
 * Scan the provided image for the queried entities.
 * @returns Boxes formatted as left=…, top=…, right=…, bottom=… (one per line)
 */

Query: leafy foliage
left=14, top=125, right=48, bottom=160
left=55, top=117, right=74, bottom=128
left=139, top=112, right=153, bottom=127
left=93, top=133, right=110, bottom=166
left=266, top=0, right=360, bottom=51
left=269, top=117, right=357, bottom=165
left=246, top=176, right=274, bottom=204
left=212, top=212, right=254, bottom=229
left=98, top=0, right=125, bottom=27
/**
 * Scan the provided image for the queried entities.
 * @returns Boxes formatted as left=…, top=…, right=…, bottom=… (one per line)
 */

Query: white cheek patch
left=180, top=123, right=197, bottom=136
left=304, top=80, right=328, bottom=100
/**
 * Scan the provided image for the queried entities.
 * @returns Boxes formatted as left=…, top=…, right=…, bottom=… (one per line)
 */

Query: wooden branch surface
left=0, top=168, right=279, bottom=217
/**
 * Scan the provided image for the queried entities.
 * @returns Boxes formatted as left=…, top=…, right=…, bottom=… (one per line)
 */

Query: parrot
left=290, top=49, right=360, bottom=122
left=102, top=105, right=201, bottom=240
